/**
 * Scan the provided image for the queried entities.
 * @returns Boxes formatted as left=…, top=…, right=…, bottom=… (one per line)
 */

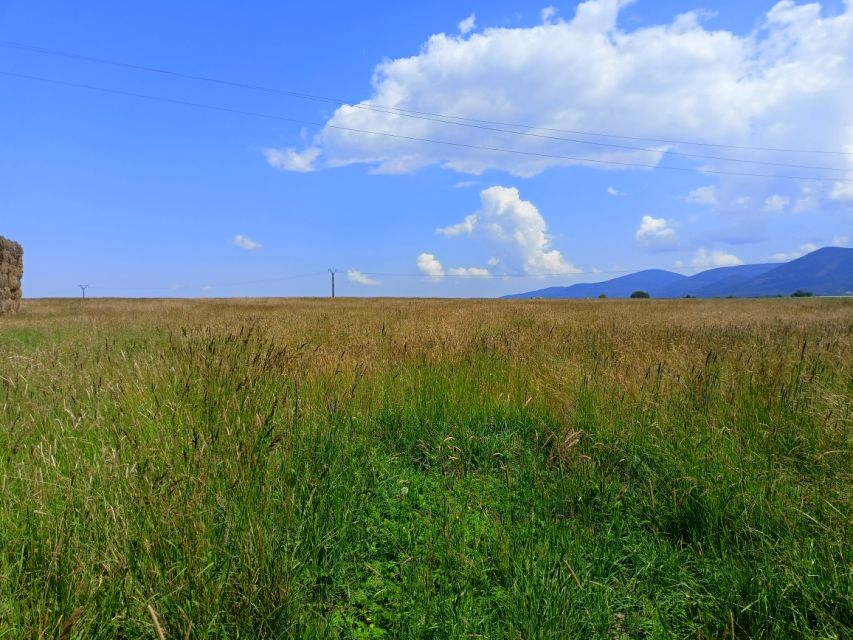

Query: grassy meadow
left=0, top=297, right=851, bottom=639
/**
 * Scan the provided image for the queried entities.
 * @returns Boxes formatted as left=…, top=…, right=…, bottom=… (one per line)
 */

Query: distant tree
left=791, top=290, right=813, bottom=297
left=598, top=293, right=607, bottom=299
left=630, top=290, right=650, bottom=299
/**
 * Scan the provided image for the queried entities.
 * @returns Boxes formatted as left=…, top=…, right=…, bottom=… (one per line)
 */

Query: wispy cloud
left=685, top=185, right=716, bottom=205
left=768, top=243, right=817, bottom=262
left=690, top=248, right=743, bottom=268
left=347, top=269, right=381, bottom=285
left=763, top=194, right=790, bottom=214
left=264, top=147, right=320, bottom=173
left=448, top=267, right=489, bottom=277
left=458, top=13, right=476, bottom=34
left=232, top=234, right=262, bottom=250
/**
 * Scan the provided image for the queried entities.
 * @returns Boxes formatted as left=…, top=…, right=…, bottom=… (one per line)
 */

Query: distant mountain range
left=504, top=247, right=853, bottom=299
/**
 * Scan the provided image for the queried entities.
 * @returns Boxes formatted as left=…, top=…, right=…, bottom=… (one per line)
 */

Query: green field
left=1, top=298, right=851, bottom=639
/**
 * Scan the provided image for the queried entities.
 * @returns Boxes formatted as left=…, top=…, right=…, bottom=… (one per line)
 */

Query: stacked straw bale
left=0, top=236, right=23, bottom=314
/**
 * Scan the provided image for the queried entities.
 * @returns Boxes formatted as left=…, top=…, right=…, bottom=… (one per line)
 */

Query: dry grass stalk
left=148, top=604, right=167, bottom=640
left=58, top=607, right=84, bottom=640
left=548, top=427, right=582, bottom=469
left=562, top=559, right=582, bottom=588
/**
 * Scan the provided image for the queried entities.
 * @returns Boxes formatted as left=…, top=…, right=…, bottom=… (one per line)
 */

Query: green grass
left=0, top=298, right=851, bottom=638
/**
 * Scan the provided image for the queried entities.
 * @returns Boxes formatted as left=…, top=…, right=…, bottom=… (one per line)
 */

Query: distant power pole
left=328, top=268, right=338, bottom=298
left=79, top=284, right=89, bottom=299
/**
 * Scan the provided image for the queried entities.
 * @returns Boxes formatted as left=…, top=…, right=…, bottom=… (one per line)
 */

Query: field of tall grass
left=1, top=298, right=851, bottom=639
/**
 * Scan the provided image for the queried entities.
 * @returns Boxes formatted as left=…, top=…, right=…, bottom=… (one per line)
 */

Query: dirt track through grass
left=1, top=298, right=851, bottom=638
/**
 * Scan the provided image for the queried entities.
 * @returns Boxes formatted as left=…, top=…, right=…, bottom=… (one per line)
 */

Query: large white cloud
left=266, top=0, right=853, bottom=185
left=436, top=186, right=579, bottom=275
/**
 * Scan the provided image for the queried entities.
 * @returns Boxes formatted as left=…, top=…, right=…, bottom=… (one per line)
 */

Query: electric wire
left=2, top=39, right=849, bottom=159
left=82, top=264, right=736, bottom=295
left=2, top=70, right=851, bottom=184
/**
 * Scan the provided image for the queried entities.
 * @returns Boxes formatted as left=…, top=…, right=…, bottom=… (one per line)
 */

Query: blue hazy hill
left=656, top=263, right=778, bottom=298
left=727, top=247, right=853, bottom=296
left=503, top=247, right=853, bottom=298
left=503, top=269, right=686, bottom=299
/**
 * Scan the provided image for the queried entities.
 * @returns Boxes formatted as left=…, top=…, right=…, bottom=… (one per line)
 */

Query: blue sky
left=1, top=0, right=852, bottom=298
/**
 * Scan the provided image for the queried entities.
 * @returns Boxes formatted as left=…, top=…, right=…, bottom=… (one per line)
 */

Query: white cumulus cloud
left=347, top=269, right=381, bottom=285
left=417, top=253, right=445, bottom=280
left=437, top=186, right=579, bottom=275
left=634, top=216, right=678, bottom=251
left=268, top=2, right=853, bottom=183
left=232, top=234, right=262, bottom=250
left=691, top=248, right=744, bottom=268
left=634, top=216, right=676, bottom=242
left=458, top=13, right=476, bottom=34
left=607, top=186, right=625, bottom=196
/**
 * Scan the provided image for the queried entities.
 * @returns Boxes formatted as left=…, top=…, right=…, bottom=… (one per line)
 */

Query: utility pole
left=328, top=268, right=338, bottom=298
left=79, top=284, right=89, bottom=299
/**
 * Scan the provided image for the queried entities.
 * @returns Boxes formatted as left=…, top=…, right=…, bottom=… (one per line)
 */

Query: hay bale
left=0, top=235, right=23, bottom=314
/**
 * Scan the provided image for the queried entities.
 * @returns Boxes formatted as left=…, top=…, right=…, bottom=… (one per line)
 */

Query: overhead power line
left=358, top=266, right=716, bottom=279
left=1, top=39, right=851, bottom=162
left=85, top=271, right=327, bottom=292
left=2, top=70, right=851, bottom=184
left=82, top=263, right=735, bottom=296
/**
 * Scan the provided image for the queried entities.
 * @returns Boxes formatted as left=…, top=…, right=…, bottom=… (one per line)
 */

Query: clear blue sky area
left=1, top=0, right=851, bottom=297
